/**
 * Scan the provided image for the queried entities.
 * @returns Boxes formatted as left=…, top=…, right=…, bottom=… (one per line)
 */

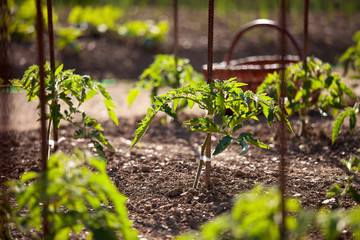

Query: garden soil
left=2, top=8, right=360, bottom=240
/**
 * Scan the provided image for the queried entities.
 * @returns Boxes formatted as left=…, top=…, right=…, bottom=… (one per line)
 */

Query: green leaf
left=55, top=64, right=64, bottom=76
left=161, top=103, right=177, bottom=120
left=131, top=109, right=158, bottom=148
left=332, top=110, right=349, bottom=143
left=239, top=138, right=249, bottom=155
left=349, top=108, right=356, bottom=134
left=173, top=98, right=180, bottom=110
left=20, top=171, right=38, bottom=182
left=213, top=136, right=233, bottom=156
left=54, top=227, right=72, bottom=240
left=84, top=89, right=98, bottom=101
left=103, top=98, right=118, bottom=125
left=346, top=186, right=360, bottom=203
left=127, top=88, right=140, bottom=106
left=326, top=184, right=341, bottom=197
left=188, top=99, right=195, bottom=109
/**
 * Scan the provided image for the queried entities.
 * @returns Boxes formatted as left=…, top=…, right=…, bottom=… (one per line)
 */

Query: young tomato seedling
left=6, top=150, right=139, bottom=240
left=127, top=54, right=203, bottom=109
left=258, top=58, right=355, bottom=136
left=131, top=78, right=293, bottom=188
left=11, top=62, right=118, bottom=159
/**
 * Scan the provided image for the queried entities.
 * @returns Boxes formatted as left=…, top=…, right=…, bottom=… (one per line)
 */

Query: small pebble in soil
left=165, top=187, right=183, bottom=198
left=141, top=165, right=151, bottom=172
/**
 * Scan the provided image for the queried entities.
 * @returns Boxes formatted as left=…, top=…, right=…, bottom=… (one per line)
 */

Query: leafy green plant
left=316, top=207, right=360, bottom=240
left=118, top=20, right=169, bottom=48
left=332, top=102, right=359, bottom=143
left=10, top=62, right=118, bottom=159
left=127, top=54, right=203, bottom=107
left=176, top=185, right=360, bottom=240
left=131, top=79, right=293, bottom=188
left=339, top=30, right=360, bottom=79
left=0, top=188, right=11, bottom=240
left=6, top=150, right=139, bottom=240
left=9, top=0, right=58, bottom=41
left=176, top=185, right=310, bottom=240
left=327, top=155, right=360, bottom=208
left=258, top=58, right=356, bottom=136
left=68, top=5, right=122, bottom=36
left=56, top=26, right=83, bottom=54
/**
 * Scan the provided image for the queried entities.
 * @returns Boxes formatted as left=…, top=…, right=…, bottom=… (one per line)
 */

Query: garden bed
left=1, top=104, right=359, bottom=239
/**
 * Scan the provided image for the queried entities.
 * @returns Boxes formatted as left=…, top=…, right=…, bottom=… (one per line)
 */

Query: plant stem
left=205, top=133, right=212, bottom=189
left=298, top=109, right=308, bottom=136
left=46, top=119, right=52, bottom=159
left=193, top=133, right=211, bottom=188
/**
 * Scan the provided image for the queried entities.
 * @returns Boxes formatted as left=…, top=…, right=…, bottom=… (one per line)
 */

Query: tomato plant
left=131, top=78, right=293, bottom=188
left=176, top=185, right=360, bottom=240
left=6, top=150, right=139, bottom=240
left=327, top=155, right=360, bottom=208
left=10, top=62, right=118, bottom=159
left=9, top=0, right=58, bottom=41
left=0, top=189, right=11, bottom=240
left=339, top=30, right=360, bottom=79
left=68, top=5, right=123, bottom=36
left=258, top=58, right=355, bottom=136
left=332, top=102, right=359, bottom=143
left=127, top=54, right=203, bottom=108
left=118, top=20, right=169, bottom=49
left=56, top=27, right=83, bottom=54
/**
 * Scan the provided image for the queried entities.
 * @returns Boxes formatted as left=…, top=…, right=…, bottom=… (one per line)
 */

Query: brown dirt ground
left=2, top=7, right=360, bottom=240
left=1, top=81, right=360, bottom=239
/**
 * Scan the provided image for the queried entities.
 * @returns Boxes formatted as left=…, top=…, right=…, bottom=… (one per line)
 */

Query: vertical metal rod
left=46, top=0, right=55, bottom=71
left=0, top=0, right=9, bottom=87
left=279, top=0, right=288, bottom=239
left=207, top=0, right=214, bottom=84
left=35, top=0, right=49, bottom=236
left=173, top=0, right=178, bottom=60
left=46, top=0, right=58, bottom=152
left=0, top=0, right=10, bottom=185
left=205, top=0, right=215, bottom=189
left=303, top=0, right=309, bottom=66
left=36, top=0, right=48, bottom=171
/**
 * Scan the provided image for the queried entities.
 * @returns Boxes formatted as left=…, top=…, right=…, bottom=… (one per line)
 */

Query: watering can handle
left=224, top=19, right=303, bottom=64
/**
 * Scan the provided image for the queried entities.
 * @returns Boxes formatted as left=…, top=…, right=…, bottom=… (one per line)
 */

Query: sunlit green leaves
left=339, top=30, right=360, bottom=78
left=127, top=54, right=203, bottom=106
left=326, top=156, right=360, bottom=208
left=132, top=78, right=289, bottom=156
left=213, top=136, right=233, bottom=156
left=258, top=57, right=355, bottom=136
left=7, top=150, right=139, bottom=240
left=332, top=102, right=359, bottom=143
left=176, top=186, right=311, bottom=240
left=11, top=62, right=118, bottom=159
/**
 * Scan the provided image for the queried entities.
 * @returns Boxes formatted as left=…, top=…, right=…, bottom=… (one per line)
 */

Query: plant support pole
left=46, top=0, right=58, bottom=152
left=303, top=0, right=309, bottom=67
left=35, top=0, right=49, bottom=236
left=173, top=0, right=178, bottom=60
left=279, top=0, right=288, bottom=239
left=205, top=0, right=215, bottom=189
